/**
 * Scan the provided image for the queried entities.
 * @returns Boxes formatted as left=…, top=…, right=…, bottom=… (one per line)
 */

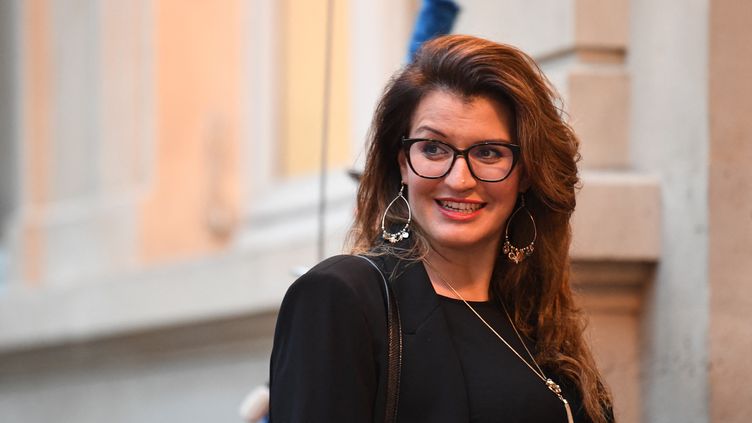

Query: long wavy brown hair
left=347, top=35, right=612, bottom=422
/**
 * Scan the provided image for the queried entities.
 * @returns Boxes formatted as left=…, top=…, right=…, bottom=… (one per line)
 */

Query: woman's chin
left=426, top=233, right=501, bottom=254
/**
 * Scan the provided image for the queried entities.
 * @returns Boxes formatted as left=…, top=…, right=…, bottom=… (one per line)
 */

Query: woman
left=270, top=35, right=613, bottom=422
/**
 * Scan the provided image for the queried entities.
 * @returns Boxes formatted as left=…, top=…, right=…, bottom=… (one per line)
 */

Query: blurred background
left=0, top=0, right=750, bottom=422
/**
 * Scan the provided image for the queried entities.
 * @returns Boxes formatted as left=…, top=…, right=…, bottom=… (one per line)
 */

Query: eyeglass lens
left=408, top=139, right=515, bottom=181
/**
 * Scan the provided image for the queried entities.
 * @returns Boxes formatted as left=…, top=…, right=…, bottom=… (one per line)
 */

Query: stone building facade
left=0, top=1, right=749, bottom=422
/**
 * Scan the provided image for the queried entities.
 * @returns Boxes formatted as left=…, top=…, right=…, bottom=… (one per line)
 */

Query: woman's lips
left=435, top=199, right=486, bottom=220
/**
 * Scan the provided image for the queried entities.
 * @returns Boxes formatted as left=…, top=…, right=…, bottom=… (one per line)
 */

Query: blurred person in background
left=269, top=35, right=613, bottom=423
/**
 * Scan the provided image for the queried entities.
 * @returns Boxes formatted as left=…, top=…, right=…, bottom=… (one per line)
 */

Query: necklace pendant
left=546, top=378, right=562, bottom=395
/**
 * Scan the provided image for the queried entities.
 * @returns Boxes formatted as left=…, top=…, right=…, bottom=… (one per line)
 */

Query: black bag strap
left=357, top=255, right=402, bottom=423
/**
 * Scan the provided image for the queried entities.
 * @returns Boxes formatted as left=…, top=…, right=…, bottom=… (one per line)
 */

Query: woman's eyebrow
left=413, top=125, right=513, bottom=144
left=413, top=125, right=447, bottom=138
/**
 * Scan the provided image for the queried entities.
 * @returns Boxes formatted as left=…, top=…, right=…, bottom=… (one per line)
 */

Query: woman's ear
left=398, top=151, right=409, bottom=183
left=518, top=166, right=532, bottom=193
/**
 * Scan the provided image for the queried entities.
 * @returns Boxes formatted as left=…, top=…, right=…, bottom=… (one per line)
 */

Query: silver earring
left=502, top=194, right=537, bottom=264
left=381, top=183, right=411, bottom=243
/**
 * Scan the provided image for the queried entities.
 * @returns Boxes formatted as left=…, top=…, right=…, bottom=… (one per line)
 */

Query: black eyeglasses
left=402, top=137, right=521, bottom=182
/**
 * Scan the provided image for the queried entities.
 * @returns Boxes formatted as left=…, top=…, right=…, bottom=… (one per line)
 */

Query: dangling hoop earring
left=502, top=194, right=537, bottom=264
left=381, top=183, right=411, bottom=243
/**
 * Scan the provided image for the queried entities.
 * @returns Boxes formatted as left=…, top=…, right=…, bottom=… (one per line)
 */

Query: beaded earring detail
left=502, top=194, right=537, bottom=264
left=381, top=183, right=411, bottom=243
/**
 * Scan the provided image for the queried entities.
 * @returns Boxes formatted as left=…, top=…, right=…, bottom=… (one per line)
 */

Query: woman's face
left=399, top=90, right=524, bottom=254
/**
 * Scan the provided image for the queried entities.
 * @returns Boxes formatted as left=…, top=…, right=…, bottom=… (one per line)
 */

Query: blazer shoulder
left=283, top=254, right=385, bottom=306
left=270, top=255, right=388, bottom=421
left=307, top=254, right=379, bottom=279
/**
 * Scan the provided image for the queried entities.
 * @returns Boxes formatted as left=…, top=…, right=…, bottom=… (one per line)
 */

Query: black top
left=270, top=255, right=597, bottom=422
left=438, top=295, right=569, bottom=422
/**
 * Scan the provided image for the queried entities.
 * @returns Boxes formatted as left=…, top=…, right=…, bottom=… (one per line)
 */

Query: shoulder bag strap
left=357, top=255, right=402, bottom=423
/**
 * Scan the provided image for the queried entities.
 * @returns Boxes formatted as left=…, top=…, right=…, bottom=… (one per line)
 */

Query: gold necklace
left=425, top=260, right=574, bottom=423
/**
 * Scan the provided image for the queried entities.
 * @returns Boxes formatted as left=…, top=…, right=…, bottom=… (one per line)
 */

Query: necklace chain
left=424, top=259, right=574, bottom=423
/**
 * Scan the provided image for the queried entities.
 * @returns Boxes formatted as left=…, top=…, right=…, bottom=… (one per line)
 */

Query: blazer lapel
left=386, top=257, right=470, bottom=423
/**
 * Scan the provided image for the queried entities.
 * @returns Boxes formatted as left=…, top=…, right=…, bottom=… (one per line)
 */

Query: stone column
left=565, top=2, right=655, bottom=422
left=630, top=0, right=710, bottom=422
left=708, top=1, right=752, bottom=421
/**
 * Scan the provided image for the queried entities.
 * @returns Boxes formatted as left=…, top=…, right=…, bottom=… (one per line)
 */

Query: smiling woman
left=270, top=35, right=614, bottom=423
left=398, top=91, right=522, bottom=265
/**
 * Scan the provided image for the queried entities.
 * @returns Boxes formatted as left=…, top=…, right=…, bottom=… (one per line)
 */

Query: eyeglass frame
left=401, top=137, right=522, bottom=183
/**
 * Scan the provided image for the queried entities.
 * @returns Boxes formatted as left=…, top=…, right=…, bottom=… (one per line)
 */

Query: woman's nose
left=444, top=156, right=477, bottom=191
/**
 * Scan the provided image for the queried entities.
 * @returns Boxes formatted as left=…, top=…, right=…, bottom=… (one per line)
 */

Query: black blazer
left=269, top=254, right=589, bottom=422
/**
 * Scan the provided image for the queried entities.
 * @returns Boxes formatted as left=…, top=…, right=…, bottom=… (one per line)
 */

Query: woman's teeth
left=439, top=200, right=484, bottom=213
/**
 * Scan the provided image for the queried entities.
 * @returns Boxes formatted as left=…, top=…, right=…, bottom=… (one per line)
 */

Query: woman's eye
left=419, top=142, right=450, bottom=158
left=472, top=146, right=505, bottom=161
